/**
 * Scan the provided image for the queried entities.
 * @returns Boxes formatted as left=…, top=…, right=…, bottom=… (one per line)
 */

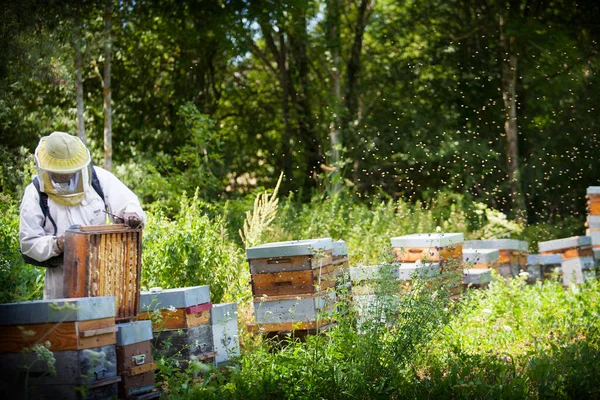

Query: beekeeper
left=19, top=131, right=146, bottom=299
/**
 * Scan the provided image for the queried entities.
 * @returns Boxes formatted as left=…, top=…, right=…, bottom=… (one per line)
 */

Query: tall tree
left=73, top=4, right=86, bottom=144
left=103, top=0, right=113, bottom=171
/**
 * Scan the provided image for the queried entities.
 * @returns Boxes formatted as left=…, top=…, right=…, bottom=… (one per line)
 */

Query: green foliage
left=141, top=190, right=248, bottom=303
left=0, top=194, right=44, bottom=303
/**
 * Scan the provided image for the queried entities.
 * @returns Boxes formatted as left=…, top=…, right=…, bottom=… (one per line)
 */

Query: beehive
left=211, top=303, right=240, bottom=366
left=139, top=286, right=215, bottom=365
left=391, top=233, right=463, bottom=264
left=463, top=239, right=528, bottom=278
left=586, top=216, right=600, bottom=235
left=539, top=236, right=593, bottom=260
left=463, top=269, right=492, bottom=289
left=63, top=224, right=142, bottom=322
left=248, top=238, right=337, bottom=297
left=252, top=290, right=337, bottom=332
left=562, top=256, right=596, bottom=286
left=332, top=240, right=350, bottom=272
left=462, top=248, right=500, bottom=270
left=116, top=320, right=160, bottom=399
left=0, top=296, right=119, bottom=399
left=586, top=186, right=600, bottom=216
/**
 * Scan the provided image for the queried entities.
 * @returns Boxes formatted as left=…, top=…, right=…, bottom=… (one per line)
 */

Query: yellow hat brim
left=35, top=136, right=91, bottom=173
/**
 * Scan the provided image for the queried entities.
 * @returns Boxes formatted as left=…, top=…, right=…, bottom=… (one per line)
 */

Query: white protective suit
left=19, top=166, right=146, bottom=299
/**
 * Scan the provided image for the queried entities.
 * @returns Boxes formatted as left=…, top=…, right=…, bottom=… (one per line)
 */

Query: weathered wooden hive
left=539, top=236, right=596, bottom=285
left=463, top=239, right=528, bottom=278
left=0, top=296, right=120, bottom=400
left=247, top=238, right=339, bottom=333
left=116, top=320, right=160, bottom=399
left=211, top=303, right=240, bottom=366
left=462, top=248, right=499, bottom=270
left=349, top=262, right=440, bottom=324
left=63, top=224, right=142, bottom=322
left=390, top=233, right=464, bottom=265
left=463, top=269, right=492, bottom=289
left=586, top=186, right=600, bottom=216
left=527, top=254, right=563, bottom=281
left=139, top=286, right=215, bottom=365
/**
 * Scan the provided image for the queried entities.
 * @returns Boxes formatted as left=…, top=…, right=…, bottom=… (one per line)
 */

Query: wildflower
left=436, top=226, right=442, bottom=233
left=167, top=305, right=176, bottom=312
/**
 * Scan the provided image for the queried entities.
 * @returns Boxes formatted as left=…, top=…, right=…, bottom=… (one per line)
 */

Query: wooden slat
left=392, top=245, right=462, bottom=262
left=127, top=362, right=156, bottom=377
left=540, top=246, right=594, bottom=260
left=0, top=318, right=116, bottom=352
left=79, top=224, right=129, bottom=232
left=138, top=308, right=211, bottom=331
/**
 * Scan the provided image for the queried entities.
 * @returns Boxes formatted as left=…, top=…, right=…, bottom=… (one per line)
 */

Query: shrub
left=141, top=190, right=249, bottom=304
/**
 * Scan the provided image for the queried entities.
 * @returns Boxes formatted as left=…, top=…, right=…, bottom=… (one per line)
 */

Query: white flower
left=436, top=226, right=442, bottom=233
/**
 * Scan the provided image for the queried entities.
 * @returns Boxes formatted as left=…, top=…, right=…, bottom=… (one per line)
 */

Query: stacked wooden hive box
left=247, top=238, right=340, bottom=334
left=391, top=233, right=464, bottom=296
left=462, top=239, right=528, bottom=278
left=115, top=320, right=160, bottom=399
left=349, top=261, right=440, bottom=325
left=211, top=303, right=240, bottom=366
left=0, top=296, right=120, bottom=400
left=587, top=187, right=600, bottom=263
left=539, top=236, right=596, bottom=285
left=461, top=247, right=496, bottom=289
left=527, top=254, right=563, bottom=282
left=139, top=286, right=216, bottom=366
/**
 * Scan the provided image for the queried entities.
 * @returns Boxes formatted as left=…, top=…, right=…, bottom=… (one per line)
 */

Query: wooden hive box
left=462, top=248, right=500, bottom=270
left=0, top=296, right=120, bottom=399
left=116, top=320, right=160, bottom=399
left=211, top=303, right=240, bottom=366
left=63, top=224, right=142, bottom=322
left=139, top=285, right=212, bottom=331
left=562, top=256, right=596, bottom=286
left=463, top=239, right=529, bottom=278
left=139, top=286, right=215, bottom=365
left=463, top=269, right=492, bottom=289
left=586, top=186, right=600, bottom=215
left=390, top=233, right=463, bottom=264
left=247, top=238, right=338, bottom=297
left=252, top=290, right=337, bottom=332
left=539, top=236, right=593, bottom=260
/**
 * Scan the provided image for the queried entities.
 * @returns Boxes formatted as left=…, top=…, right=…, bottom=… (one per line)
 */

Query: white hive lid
left=587, top=186, right=600, bottom=195
left=332, top=240, right=349, bottom=256
left=538, top=236, right=591, bottom=253
left=390, top=233, right=464, bottom=248
left=463, top=269, right=492, bottom=285
left=140, top=285, right=211, bottom=310
left=246, top=238, right=334, bottom=259
left=462, top=239, right=529, bottom=252
left=397, top=261, right=440, bottom=280
left=0, top=296, right=115, bottom=326
left=463, top=248, right=499, bottom=263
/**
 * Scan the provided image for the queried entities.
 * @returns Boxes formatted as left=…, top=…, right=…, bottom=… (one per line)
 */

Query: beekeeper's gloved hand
left=55, top=234, right=65, bottom=254
left=116, top=211, right=144, bottom=229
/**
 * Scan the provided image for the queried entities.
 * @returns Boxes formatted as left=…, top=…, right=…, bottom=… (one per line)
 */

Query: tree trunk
left=499, top=14, right=526, bottom=219
left=103, top=0, right=112, bottom=171
left=277, top=30, right=293, bottom=186
left=290, top=8, right=321, bottom=186
left=73, top=7, right=86, bottom=145
left=326, top=0, right=342, bottom=192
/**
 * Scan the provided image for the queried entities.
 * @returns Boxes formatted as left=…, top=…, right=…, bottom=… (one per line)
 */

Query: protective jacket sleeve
left=94, top=167, right=147, bottom=225
left=19, top=184, right=61, bottom=262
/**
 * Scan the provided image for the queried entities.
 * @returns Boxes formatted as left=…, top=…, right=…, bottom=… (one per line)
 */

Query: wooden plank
left=251, top=265, right=340, bottom=297
left=249, top=253, right=333, bottom=274
left=79, top=224, right=129, bottom=232
left=392, top=245, right=462, bottom=263
left=79, top=325, right=118, bottom=338
left=128, top=362, right=156, bottom=377
left=186, top=302, right=213, bottom=314
left=138, top=308, right=210, bottom=331
left=247, top=320, right=332, bottom=332
left=540, top=246, right=594, bottom=260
